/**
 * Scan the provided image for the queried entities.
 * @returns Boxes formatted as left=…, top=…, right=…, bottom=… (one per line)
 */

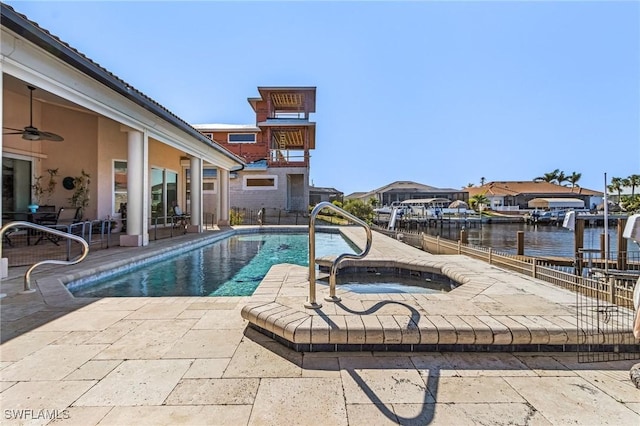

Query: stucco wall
left=228, top=167, right=308, bottom=211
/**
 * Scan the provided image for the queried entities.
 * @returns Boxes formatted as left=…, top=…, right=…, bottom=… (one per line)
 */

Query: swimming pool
left=68, top=231, right=357, bottom=297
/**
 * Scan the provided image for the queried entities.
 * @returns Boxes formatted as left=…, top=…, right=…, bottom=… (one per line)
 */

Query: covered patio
left=1, top=5, right=244, bottom=270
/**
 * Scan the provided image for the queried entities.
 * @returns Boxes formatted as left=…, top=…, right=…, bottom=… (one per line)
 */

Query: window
left=113, top=160, right=127, bottom=214
left=243, top=175, right=277, bottom=190
left=247, top=178, right=275, bottom=187
left=228, top=133, right=256, bottom=143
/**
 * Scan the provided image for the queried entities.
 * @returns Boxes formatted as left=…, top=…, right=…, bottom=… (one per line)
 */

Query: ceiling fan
left=3, top=85, right=64, bottom=141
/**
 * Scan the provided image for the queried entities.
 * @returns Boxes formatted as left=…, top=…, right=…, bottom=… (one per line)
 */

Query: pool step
left=240, top=301, right=640, bottom=354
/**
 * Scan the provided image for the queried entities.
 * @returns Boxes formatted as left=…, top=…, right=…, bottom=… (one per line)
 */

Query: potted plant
left=30, top=168, right=59, bottom=211
left=68, top=169, right=91, bottom=219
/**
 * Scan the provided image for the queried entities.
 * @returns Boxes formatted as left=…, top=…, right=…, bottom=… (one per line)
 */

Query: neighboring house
left=193, top=87, right=316, bottom=212
left=347, top=180, right=468, bottom=207
left=309, top=186, right=343, bottom=206
left=1, top=4, right=244, bottom=250
left=467, top=181, right=603, bottom=211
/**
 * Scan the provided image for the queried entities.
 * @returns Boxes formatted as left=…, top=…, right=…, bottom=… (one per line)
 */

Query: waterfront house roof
left=467, top=181, right=602, bottom=197
left=192, top=124, right=262, bottom=132
left=368, top=180, right=461, bottom=195
left=352, top=180, right=464, bottom=201
left=345, top=191, right=368, bottom=200
left=248, top=87, right=317, bottom=113
left=310, top=186, right=343, bottom=195
left=2, top=3, right=245, bottom=167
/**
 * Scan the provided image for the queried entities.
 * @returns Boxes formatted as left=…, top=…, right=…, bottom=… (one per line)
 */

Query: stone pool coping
left=241, top=227, right=639, bottom=352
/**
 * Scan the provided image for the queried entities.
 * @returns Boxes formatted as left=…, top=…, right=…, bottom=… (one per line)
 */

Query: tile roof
left=467, top=181, right=603, bottom=197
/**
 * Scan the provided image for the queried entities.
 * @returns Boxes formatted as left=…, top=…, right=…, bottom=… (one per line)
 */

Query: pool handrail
left=0, top=221, right=90, bottom=294
left=306, top=202, right=372, bottom=309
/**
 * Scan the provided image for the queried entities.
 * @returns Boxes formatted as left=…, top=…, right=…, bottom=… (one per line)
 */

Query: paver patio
left=1, top=227, right=638, bottom=425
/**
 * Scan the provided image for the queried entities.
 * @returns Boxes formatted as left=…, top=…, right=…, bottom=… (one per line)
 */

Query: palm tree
left=556, top=170, right=569, bottom=186
left=567, top=172, right=581, bottom=188
left=627, top=174, right=640, bottom=197
left=608, top=177, right=624, bottom=202
left=469, top=193, right=490, bottom=212
left=480, top=177, right=486, bottom=186
left=534, top=169, right=560, bottom=183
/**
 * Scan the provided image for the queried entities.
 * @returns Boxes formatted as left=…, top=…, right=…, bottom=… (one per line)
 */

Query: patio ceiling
left=270, top=92, right=305, bottom=111
left=272, top=129, right=305, bottom=147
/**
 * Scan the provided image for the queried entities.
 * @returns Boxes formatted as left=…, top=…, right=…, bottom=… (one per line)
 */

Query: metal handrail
left=0, top=221, right=89, bottom=294
left=306, top=202, right=372, bottom=309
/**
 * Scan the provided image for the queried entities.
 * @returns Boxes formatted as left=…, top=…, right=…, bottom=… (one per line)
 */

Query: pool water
left=69, top=232, right=356, bottom=297
left=327, top=271, right=458, bottom=294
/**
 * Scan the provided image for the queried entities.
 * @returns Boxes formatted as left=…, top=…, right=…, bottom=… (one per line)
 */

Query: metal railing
left=149, top=214, right=190, bottom=240
left=417, top=231, right=638, bottom=307
left=229, top=207, right=307, bottom=226
left=306, top=202, right=372, bottom=309
left=0, top=221, right=89, bottom=294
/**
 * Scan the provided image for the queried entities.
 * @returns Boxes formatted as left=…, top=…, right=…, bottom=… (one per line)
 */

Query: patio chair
left=32, top=207, right=64, bottom=245
left=172, top=203, right=188, bottom=229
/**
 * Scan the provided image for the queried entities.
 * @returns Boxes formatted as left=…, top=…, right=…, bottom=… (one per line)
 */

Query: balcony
left=269, top=149, right=307, bottom=167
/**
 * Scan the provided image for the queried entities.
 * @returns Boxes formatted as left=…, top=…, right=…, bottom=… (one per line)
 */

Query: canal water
left=419, top=222, right=637, bottom=258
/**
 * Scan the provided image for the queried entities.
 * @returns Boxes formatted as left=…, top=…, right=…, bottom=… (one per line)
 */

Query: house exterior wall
left=228, top=167, right=308, bottom=211
left=208, top=131, right=266, bottom=163
left=194, top=87, right=316, bottom=212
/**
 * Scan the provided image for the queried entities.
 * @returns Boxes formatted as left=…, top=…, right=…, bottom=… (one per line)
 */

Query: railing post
left=306, top=202, right=372, bottom=308
left=608, top=276, right=615, bottom=303
left=305, top=215, right=321, bottom=309
left=489, top=248, right=493, bottom=265
left=532, top=258, right=537, bottom=278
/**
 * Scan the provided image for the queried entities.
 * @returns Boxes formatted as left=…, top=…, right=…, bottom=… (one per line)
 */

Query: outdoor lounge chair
left=172, top=204, right=188, bottom=229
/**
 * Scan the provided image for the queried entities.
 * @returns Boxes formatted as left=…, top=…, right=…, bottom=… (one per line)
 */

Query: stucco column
left=188, top=156, right=202, bottom=232
left=120, top=129, right=149, bottom=246
left=217, top=168, right=230, bottom=226
left=0, top=65, right=6, bottom=281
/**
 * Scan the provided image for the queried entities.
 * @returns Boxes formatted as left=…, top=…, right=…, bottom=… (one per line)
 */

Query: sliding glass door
left=2, top=157, right=32, bottom=216
left=150, top=167, right=178, bottom=225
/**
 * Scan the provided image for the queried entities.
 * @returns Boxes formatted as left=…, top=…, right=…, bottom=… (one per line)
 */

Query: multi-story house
left=193, top=87, right=316, bottom=213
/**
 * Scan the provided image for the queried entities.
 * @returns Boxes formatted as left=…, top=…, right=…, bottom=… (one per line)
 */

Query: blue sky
left=5, top=0, right=639, bottom=196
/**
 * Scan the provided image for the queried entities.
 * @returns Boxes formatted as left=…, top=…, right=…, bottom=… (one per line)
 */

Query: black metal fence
left=229, top=207, right=309, bottom=226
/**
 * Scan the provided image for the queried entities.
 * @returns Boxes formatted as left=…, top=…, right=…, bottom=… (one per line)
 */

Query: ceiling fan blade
left=37, top=131, right=64, bottom=142
left=7, top=86, right=66, bottom=142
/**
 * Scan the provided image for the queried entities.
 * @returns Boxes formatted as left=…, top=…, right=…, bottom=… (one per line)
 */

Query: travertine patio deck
left=1, top=227, right=638, bottom=425
left=241, top=227, right=638, bottom=352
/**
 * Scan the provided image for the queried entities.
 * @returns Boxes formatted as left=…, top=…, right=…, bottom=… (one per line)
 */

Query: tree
left=469, top=193, right=490, bottom=212
left=534, top=169, right=560, bottom=183
left=342, top=199, right=374, bottom=224
left=627, top=174, right=640, bottom=197
left=480, top=177, right=486, bottom=186
left=608, top=177, right=624, bottom=202
left=567, top=172, right=581, bottom=188
left=556, top=170, right=568, bottom=186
